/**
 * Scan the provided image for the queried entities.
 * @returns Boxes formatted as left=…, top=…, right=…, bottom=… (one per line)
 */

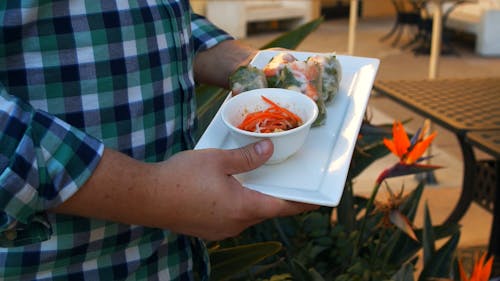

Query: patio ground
left=241, top=16, right=500, bottom=276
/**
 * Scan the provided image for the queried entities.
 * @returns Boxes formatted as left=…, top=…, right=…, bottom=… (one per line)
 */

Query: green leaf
left=399, top=182, right=425, bottom=223
left=414, top=223, right=461, bottom=241
left=348, top=122, right=393, bottom=179
left=386, top=222, right=461, bottom=266
left=349, top=142, right=391, bottom=179
left=259, top=18, right=324, bottom=50
left=307, top=267, right=327, bottom=281
left=353, top=195, right=369, bottom=215
left=290, top=259, right=314, bottom=281
left=385, top=183, right=424, bottom=265
left=289, top=259, right=326, bottom=281
left=194, top=85, right=229, bottom=141
left=209, top=242, right=282, bottom=281
left=385, top=229, right=421, bottom=266
left=417, top=203, right=461, bottom=281
left=302, top=212, right=330, bottom=237
left=422, top=203, right=436, bottom=266
left=392, top=263, right=415, bottom=281
left=418, top=231, right=461, bottom=281
left=336, top=182, right=356, bottom=231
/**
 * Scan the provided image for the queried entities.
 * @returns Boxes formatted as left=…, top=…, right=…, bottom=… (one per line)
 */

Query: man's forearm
left=193, top=40, right=258, bottom=89
left=51, top=149, right=175, bottom=228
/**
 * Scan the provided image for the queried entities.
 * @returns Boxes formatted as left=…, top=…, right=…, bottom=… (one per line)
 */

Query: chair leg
left=441, top=28, right=461, bottom=56
left=401, top=28, right=421, bottom=50
left=391, top=25, right=404, bottom=47
left=380, top=21, right=400, bottom=42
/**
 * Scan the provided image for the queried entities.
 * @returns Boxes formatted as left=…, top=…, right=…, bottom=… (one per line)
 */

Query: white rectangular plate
left=195, top=50, right=379, bottom=206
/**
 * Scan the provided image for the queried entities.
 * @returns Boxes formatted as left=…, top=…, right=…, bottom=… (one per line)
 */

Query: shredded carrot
left=237, top=95, right=303, bottom=133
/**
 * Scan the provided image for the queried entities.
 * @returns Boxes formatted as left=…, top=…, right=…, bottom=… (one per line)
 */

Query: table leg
left=444, top=134, right=476, bottom=224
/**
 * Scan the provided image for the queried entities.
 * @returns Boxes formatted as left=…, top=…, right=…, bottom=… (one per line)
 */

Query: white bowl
left=221, top=88, right=319, bottom=164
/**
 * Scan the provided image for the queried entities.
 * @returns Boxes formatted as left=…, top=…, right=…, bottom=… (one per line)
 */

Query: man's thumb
left=224, top=139, right=274, bottom=175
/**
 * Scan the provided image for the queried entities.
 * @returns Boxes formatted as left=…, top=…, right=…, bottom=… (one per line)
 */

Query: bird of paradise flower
left=378, top=119, right=441, bottom=184
left=356, top=120, right=442, bottom=253
left=458, top=252, right=494, bottom=281
left=377, top=121, right=495, bottom=280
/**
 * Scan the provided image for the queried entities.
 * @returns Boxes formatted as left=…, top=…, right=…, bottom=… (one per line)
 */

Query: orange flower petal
left=480, top=255, right=494, bottom=281
left=405, top=132, right=437, bottom=164
left=393, top=121, right=411, bottom=158
left=477, top=254, right=494, bottom=281
left=383, top=138, right=399, bottom=157
left=467, top=252, right=494, bottom=281
left=458, top=258, right=469, bottom=281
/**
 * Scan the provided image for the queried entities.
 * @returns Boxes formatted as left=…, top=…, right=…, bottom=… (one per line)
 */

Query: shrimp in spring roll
left=262, top=52, right=297, bottom=88
left=278, top=59, right=327, bottom=127
left=307, top=54, right=342, bottom=103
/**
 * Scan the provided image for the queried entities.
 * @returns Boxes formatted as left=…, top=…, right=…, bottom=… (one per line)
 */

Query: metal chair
left=410, top=1, right=466, bottom=56
left=380, top=0, right=423, bottom=47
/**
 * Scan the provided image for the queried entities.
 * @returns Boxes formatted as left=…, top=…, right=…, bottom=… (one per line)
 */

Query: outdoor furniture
left=372, top=77, right=500, bottom=265
left=380, top=0, right=423, bottom=47
left=419, top=0, right=464, bottom=78
left=409, top=0, right=464, bottom=56
left=204, top=1, right=317, bottom=38
left=465, top=130, right=499, bottom=266
left=445, top=0, right=500, bottom=56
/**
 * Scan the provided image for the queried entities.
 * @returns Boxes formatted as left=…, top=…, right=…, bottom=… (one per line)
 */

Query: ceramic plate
left=195, top=50, right=379, bottom=206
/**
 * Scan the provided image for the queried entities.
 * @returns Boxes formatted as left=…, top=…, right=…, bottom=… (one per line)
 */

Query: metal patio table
left=373, top=77, right=500, bottom=264
left=465, top=129, right=499, bottom=267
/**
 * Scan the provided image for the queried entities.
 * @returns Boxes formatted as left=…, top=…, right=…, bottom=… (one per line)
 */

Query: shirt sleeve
left=190, top=12, right=234, bottom=53
left=0, top=85, right=104, bottom=246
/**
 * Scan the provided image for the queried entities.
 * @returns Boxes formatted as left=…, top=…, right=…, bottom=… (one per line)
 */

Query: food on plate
left=278, top=59, right=327, bottom=126
left=279, top=59, right=321, bottom=101
left=230, top=65, right=268, bottom=95
left=229, top=51, right=342, bottom=127
left=307, top=54, right=342, bottom=103
left=262, top=52, right=297, bottom=87
left=237, top=95, right=303, bottom=133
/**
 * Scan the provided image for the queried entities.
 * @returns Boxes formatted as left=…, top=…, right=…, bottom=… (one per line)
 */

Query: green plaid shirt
left=0, top=1, right=232, bottom=280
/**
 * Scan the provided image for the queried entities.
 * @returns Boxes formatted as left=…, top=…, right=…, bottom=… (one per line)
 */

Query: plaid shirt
left=0, top=1, right=232, bottom=280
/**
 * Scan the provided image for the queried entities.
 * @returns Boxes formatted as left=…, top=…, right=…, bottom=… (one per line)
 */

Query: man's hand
left=194, top=40, right=258, bottom=89
left=53, top=140, right=318, bottom=241
left=158, top=139, right=319, bottom=240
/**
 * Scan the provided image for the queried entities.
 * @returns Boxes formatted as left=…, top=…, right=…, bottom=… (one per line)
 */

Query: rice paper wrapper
left=278, top=61, right=327, bottom=127
left=230, top=66, right=268, bottom=95
left=308, top=54, right=342, bottom=103
left=262, top=52, right=298, bottom=88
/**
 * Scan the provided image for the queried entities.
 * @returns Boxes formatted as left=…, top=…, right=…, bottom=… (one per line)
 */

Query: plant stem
left=352, top=181, right=382, bottom=262
left=371, top=227, right=387, bottom=265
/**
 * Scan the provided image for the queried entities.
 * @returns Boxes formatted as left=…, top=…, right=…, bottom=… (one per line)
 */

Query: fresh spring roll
left=308, top=54, right=342, bottom=103
left=229, top=65, right=268, bottom=95
left=278, top=60, right=327, bottom=127
left=262, top=52, right=297, bottom=88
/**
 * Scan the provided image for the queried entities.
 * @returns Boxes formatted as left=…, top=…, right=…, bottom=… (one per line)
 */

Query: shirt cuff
left=1, top=91, right=104, bottom=246
left=191, top=13, right=234, bottom=53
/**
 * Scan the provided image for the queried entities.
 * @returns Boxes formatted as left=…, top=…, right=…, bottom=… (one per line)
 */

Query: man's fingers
left=241, top=188, right=319, bottom=220
left=222, top=139, right=274, bottom=175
